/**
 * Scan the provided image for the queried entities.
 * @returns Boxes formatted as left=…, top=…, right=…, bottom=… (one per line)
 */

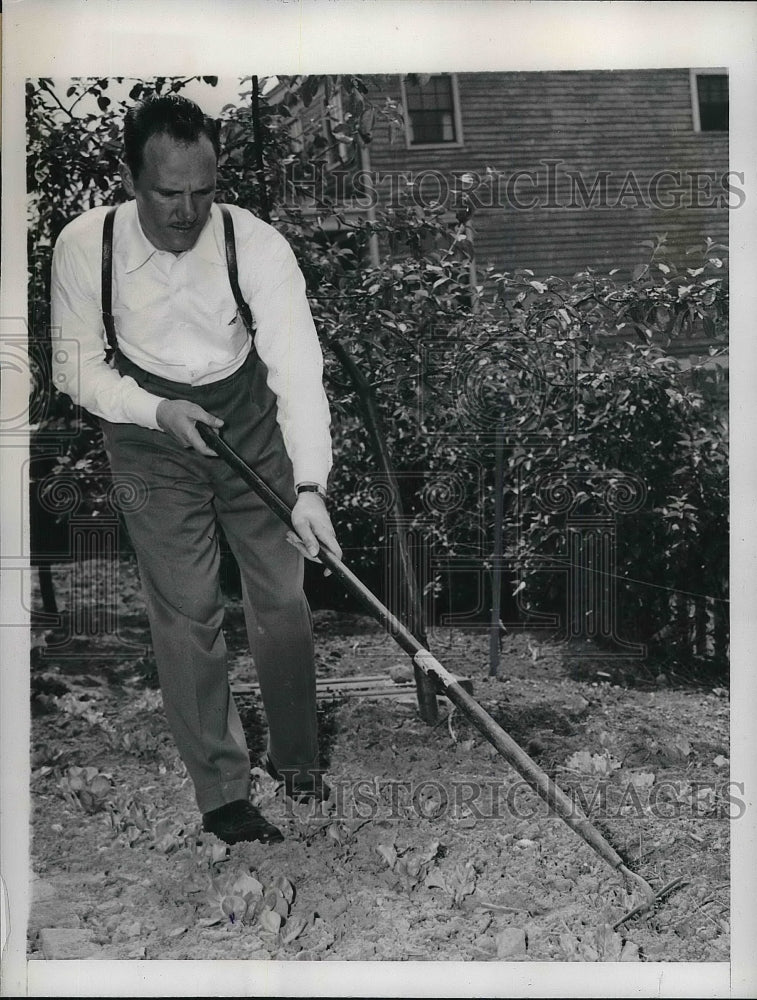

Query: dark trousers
left=101, top=350, right=318, bottom=813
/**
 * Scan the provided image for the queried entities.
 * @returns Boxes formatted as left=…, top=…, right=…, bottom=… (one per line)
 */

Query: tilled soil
left=27, top=560, right=730, bottom=964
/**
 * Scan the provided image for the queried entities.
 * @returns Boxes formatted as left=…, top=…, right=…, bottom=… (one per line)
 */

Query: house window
left=403, top=74, right=461, bottom=146
left=692, top=71, right=728, bottom=132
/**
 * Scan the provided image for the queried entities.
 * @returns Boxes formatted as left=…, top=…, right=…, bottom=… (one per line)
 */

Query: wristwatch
left=296, top=483, right=327, bottom=500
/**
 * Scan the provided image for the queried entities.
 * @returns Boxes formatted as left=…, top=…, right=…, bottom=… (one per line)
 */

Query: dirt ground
left=27, top=559, right=730, bottom=964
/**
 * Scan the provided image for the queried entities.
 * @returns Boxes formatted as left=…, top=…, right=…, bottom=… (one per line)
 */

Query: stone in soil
left=38, top=927, right=104, bottom=960
left=495, top=926, right=527, bottom=959
left=29, top=903, right=81, bottom=933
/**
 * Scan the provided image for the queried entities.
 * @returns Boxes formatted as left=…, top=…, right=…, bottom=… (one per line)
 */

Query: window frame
left=690, top=67, right=729, bottom=133
left=399, top=73, right=464, bottom=149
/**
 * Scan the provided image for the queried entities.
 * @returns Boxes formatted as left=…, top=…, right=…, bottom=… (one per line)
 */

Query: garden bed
left=28, top=560, right=730, bottom=964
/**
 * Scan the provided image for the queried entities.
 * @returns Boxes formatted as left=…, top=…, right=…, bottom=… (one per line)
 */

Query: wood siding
left=363, top=70, right=730, bottom=280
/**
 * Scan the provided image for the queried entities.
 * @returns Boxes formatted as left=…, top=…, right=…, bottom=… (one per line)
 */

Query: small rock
left=473, top=934, right=495, bottom=953
left=77, top=871, right=108, bottom=885
left=39, top=927, right=102, bottom=960
left=112, top=919, right=142, bottom=941
left=30, top=903, right=81, bottom=932
left=31, top=879, right=57, bottom=903
left=642, top=941, right=667, bottom=960
left=515, top=822, right=541, bottom=840
left=515, top=838, right=537, bottom=850
left=389, top=663, right=414, bottom=684
left=324, top=895, right=349, bottom=919
left=561, top=694, right=590, bottom=717
left=545, top=876, right=572, bottom=892
left=620, top=940, right=640, bottom=961
left=94, top=898, right=124, bottom=916
left=495, top=926, right=527, bottom=959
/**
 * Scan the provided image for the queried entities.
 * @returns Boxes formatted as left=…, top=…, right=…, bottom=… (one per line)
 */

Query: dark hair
left=123, top=93, right=220, bottom=177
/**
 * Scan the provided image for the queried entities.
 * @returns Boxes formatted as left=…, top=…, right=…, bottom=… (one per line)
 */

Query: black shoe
left=202, top=799, right=284, bottom=845
left=264, top=755, right=331, bottom=804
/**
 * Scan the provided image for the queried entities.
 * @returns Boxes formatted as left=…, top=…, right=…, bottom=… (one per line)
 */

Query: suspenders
left=100, top=204, right=254, bottom=361
left=101, top=207, right=118, bottom=362
left=219, top=206, right=255, bottom=336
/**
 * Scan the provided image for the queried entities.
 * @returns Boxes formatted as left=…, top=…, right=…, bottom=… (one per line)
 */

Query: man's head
left=121, top=94, right=220, bottom=253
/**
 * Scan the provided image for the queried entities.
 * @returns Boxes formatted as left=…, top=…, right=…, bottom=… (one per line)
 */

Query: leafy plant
left=104, top=789, right=187, bottom=851
left=424, top=859, right=478, bottom=907
left=58, top=765, right=113, bottom=813
left=376, top=838, right=443, bottom=892
left=199, top=870, right=296, bottom=934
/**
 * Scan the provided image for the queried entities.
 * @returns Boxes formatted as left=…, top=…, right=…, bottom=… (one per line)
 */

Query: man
left=51, top=93, right=341, bottom=845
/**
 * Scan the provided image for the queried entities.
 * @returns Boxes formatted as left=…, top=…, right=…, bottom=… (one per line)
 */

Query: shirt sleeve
left=50, top=226, right=165, bottom=429
left=244, top=228, right=333, bottom=489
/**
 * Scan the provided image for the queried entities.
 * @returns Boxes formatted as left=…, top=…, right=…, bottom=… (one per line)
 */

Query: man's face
left=121, top=132, right=217, bottom=253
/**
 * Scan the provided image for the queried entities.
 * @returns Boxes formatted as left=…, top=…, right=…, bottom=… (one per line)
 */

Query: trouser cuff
left=195, top=776, right=251, bottom=815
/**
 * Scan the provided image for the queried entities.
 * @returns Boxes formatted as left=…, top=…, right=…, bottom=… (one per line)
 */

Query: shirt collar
left=121, top=201, right=226, bottom=273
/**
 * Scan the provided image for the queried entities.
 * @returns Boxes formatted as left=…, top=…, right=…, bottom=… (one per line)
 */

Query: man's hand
left=156, top=399, right=224, bottom=456
left=288, top=492, right=342, bottom=572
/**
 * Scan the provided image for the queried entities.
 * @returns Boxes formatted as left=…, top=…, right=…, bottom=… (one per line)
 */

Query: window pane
left=405, top=74, right=457, bottom=144
left=697, top=74, right=728, bottom=131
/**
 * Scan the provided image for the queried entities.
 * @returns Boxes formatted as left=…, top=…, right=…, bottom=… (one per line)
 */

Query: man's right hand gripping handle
left=156, top=399, right=225, bottom=457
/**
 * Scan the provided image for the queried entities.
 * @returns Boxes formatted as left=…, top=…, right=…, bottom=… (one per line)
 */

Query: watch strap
left=296, top=483, right=327, bottom=499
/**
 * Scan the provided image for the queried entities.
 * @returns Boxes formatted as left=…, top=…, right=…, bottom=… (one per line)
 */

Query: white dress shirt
left=51, top=200, right=332, bottom=488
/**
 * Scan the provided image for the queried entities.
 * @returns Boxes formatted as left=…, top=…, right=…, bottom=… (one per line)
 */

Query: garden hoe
left=198, top=424, right=683, bottom=920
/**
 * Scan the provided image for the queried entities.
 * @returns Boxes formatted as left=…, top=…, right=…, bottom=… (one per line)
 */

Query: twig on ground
left=431, top=706, right=452, bottom=730
left=447, top=706, right=458, bottom=744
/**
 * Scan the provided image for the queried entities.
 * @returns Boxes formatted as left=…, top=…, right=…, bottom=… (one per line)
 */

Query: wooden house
left=357, top=69, right=730, bottom=282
